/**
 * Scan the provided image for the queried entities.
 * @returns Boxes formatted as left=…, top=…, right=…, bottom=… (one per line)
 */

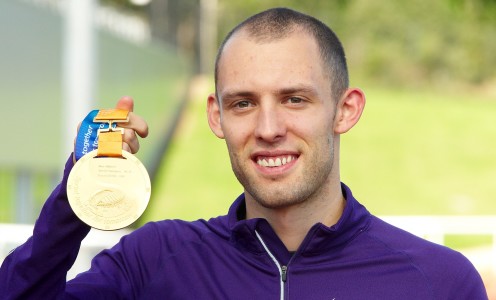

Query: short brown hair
left=214, top=7, right=349, bottom=102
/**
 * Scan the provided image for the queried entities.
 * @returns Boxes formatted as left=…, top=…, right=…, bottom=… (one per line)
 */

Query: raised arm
left=0, top=97, right=148, bottom=299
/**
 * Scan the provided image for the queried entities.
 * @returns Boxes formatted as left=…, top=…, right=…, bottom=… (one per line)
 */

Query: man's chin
left=250, top=192, right=307, bottom=210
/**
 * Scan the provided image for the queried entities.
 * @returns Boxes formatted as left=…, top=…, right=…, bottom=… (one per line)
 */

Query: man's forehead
left=225, top=26, right=308, bottom=47
left=216, top=36, right=330, bottom=99
left=220, top=28, right=316, bottom=64
left=220, top=29, right=258, bottom=55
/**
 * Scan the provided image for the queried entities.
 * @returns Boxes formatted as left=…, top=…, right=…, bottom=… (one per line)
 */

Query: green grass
left=142, top=84, right=496, bottom=225
left=142, top=93, right=242, bottom=222
left=444, top=234, right=493, bottom=250
left=341, top=87, right=496, bottom=216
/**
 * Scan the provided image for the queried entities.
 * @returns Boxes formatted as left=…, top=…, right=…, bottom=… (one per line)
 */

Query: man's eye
left=288, top=97, right=303, bottom=104
left=235, top=100, right=251, bottom=108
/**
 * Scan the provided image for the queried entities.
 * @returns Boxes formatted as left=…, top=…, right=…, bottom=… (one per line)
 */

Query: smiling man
left=207, top=22, right=363, bottom=252
left=0, top=7, right=488, bottom=299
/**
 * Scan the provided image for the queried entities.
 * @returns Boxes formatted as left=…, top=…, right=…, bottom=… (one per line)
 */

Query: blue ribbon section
left=74, top=110, right=115, bottom=161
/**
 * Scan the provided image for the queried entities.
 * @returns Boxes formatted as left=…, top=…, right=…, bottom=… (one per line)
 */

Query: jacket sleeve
left=0, top=156, right=91, bottom=299
left=445, top=255, right=489, bottom=300
left=429, top=249, right=489, bottom=300
left=64, top=222, right=166, bottom=299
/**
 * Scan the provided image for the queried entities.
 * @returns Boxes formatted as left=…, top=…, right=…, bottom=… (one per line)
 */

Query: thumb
left=116, top=96, right=134, bottom=112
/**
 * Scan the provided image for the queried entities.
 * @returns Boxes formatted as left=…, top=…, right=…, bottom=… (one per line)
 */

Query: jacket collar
left=228, top=183, right=371, bottom=263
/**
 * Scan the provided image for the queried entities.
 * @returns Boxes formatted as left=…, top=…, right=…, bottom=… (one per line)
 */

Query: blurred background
left=1, top=0, right=495, bottom=295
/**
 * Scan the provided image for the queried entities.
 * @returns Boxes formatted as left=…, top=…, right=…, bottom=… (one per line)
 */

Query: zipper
left=281, top=265, right=288, bottom=282
left=255, top=230, right=287, bottom=300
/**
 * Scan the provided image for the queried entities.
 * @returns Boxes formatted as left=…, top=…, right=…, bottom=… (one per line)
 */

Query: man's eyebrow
left=220, top=90, right=257, bottom=101
left=277, top=86, right=317, bottom=96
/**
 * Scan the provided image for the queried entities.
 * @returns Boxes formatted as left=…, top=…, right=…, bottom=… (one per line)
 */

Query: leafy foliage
left=218, top=0, right=496, bottom=91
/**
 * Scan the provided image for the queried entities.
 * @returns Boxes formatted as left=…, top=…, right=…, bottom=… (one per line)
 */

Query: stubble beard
left=228, top=138, right=335, bottom=210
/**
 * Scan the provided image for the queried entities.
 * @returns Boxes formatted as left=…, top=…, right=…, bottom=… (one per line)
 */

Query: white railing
left=382, top=215, right=496, bottom=271
left=0, top=223, right=131, bottom=280
left=1, top=216, right=496, bottom=277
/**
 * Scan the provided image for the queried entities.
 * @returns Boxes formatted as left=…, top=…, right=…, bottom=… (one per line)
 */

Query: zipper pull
left=281, top=265, right=288, bottom=282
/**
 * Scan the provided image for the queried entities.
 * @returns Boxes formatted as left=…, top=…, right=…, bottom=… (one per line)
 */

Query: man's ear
left=334, top=88, right=366, bottom=134
left=207, top=93, right=225, bottom=139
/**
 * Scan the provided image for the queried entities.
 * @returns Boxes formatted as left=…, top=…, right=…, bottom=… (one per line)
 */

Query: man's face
left=212, top=30, right=341, bottom=209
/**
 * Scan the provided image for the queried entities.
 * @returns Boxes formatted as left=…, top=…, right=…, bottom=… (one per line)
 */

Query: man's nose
left=254, top=103, right=286, bottom=142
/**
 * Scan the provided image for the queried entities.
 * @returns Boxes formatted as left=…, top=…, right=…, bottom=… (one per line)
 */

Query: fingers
left=122, top=129, right=140, bottom=154
left=114, top=96, right=148, bottom=138
left=118, top=111, right=148, bottom=155
left=122, top=142, right=133, bottom=154
left=114, top=96, right=148, bottom=154
left=72, top=97, right=148, bottom=158
left=115, top=96, right=134, bottom=112
left=124, top=112, right=149, bottom=138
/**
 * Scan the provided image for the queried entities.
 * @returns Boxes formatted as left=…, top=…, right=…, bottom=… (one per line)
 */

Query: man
left=0, top=7, right=488, bottom=299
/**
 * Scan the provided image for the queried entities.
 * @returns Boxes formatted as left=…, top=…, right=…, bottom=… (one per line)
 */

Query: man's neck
left=246, top=185, right=345, bottom=252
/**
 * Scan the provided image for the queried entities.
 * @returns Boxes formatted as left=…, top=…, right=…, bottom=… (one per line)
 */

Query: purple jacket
left=0, top=158, right=488, bottom=299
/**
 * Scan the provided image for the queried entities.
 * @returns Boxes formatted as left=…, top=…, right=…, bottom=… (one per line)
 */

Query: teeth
left=268, top=158, right=275, bottom=167
left=257, top=155, right=295, bottom=167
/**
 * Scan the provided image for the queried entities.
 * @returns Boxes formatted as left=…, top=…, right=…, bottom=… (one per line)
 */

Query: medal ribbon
left=95, top=109, right=129, bottom=158
left=74, top=109, right=129, bottom=160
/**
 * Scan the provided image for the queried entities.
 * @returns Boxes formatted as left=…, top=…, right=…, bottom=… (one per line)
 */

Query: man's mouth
left=256, top=155, right=297, bottom=167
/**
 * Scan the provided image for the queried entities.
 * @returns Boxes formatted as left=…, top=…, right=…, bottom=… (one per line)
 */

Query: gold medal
left=67, top=109, right=151, bottom=230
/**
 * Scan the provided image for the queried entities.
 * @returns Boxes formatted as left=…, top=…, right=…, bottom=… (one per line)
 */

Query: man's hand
left=114, top=96, right=148, bottom=154
left=73, top=96, right=149, bottom=162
